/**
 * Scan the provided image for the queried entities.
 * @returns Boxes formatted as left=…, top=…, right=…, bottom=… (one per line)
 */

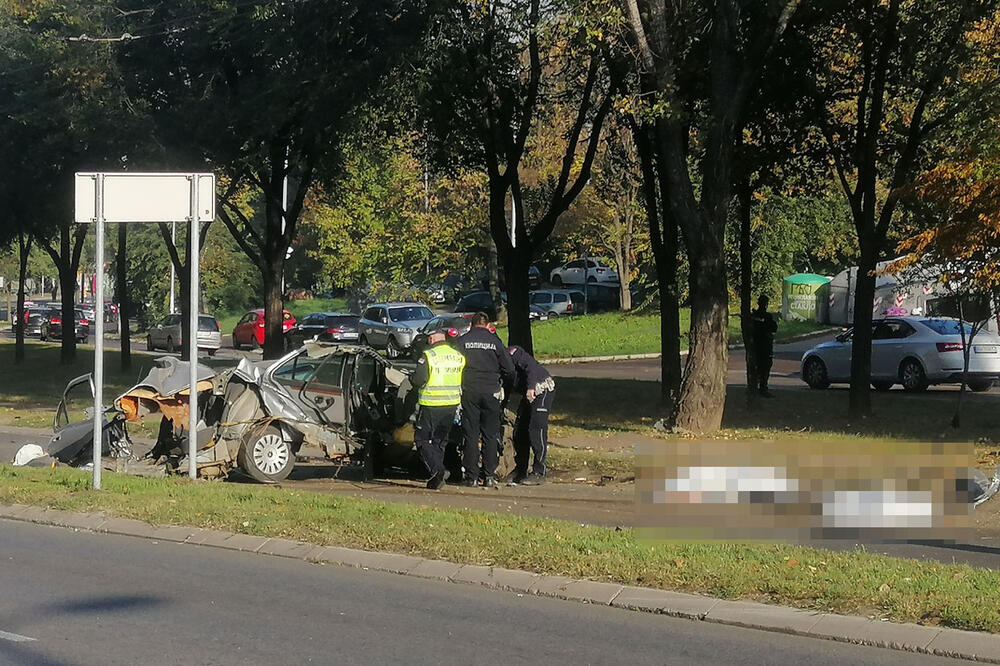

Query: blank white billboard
left=74, top=172, right=215, bottom=223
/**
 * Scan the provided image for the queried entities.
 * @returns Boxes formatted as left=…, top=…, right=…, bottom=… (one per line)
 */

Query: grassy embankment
left=499, top=311, right=830, bottom=359
left=2, top=464, right=1000, bottom=633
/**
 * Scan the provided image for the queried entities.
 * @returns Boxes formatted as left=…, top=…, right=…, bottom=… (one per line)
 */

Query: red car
left=232, top=309, right=296, bottom=349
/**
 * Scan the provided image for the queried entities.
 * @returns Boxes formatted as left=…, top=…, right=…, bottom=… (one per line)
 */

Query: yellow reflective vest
left=418, top=345, right=466, bottom=407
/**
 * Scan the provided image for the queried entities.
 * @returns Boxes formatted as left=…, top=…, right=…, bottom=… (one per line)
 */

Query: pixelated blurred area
left=636, top=440, right=982, bottom=543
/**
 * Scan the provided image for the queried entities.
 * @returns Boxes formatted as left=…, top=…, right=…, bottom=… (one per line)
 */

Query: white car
left=147, top=313, right=222, bottom=356
left=550, top=258, right=619, bottom=286
left=800, top=317, right=1000, bottom=392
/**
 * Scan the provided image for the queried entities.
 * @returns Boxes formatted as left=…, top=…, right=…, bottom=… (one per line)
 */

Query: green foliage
left=726, top=189, right=859, bottom=301
left=306, top=136, right=488, bottom=290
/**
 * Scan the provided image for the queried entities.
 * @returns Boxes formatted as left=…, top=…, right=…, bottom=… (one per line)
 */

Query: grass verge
left=2, top=464, right=999, bottom=633
left=499, top=312, right=830, bottom=359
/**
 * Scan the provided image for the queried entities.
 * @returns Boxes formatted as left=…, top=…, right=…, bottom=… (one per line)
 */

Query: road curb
left=538, top=328, right=840, bottom=366
left=2, top=503, right=999, bottom=663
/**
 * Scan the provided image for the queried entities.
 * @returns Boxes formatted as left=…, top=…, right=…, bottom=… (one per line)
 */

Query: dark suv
left=40, top=309, right=90, bottom=343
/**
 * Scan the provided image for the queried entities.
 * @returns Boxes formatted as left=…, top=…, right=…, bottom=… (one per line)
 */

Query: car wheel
left=899, top=359, right=929, bottom=392
left=238, top=426, right=295, bottom=483
left=551, top=274, right=563, bottom=286
left=232, top=332, right=242, bottom=350
left=386, top=337, right=401, bottom=359
left=249, top=334, right=260, bottom=351
left=802, top=357, right=830, bottom=389
left=207, top=349, right=217, bottom=357
left=166, top=336, right=175, bottom=353
left=146, top=335, right=154, bottom=351
left=968, top=379, right=994, bottom=392
left=587, top=276, right=597, bottom=283
left=872, top=381, right=893, bottom=392
left=547, top=311, right=559, bottom=318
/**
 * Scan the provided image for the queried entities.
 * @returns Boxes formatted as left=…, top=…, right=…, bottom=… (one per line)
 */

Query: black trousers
left=461, top=389, right=502, bottom=480
left=415, top=405, right=458, bottom=477
left=513, top=389, right=554, bottom=476
left=756, top=353, right=773, bottom=392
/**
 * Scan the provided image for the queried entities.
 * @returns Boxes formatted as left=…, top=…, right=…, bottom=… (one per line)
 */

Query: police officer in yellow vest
left=410, top=330, right=466, bottom=489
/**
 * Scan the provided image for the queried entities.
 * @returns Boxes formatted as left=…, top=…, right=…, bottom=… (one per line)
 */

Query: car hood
left=394, top=320, right=431, bottom=331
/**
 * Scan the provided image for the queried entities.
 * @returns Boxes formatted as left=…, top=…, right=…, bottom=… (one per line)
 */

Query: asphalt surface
left=0, top=519, right=977, bottom=666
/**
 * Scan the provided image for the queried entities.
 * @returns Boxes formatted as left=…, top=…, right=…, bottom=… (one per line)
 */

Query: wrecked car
left=22, top=342, right=476, bottom=483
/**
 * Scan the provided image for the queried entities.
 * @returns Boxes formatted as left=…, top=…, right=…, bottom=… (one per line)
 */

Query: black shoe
left=521, top=473, right=546, bottom=486
left=426, top=471, right=446, bottom=490
left=760, top=389, right=774, bottom=398
left=507, top=472, right=528, bottom=487
left=461, top=477, right=478, bottom=487
left=446, top=469, right=465, bottom=485
left=482, top=476, right=496, bottom=488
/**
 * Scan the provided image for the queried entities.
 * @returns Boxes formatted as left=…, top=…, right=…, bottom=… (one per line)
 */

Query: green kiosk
left=781, top=273, right=831, bottom=322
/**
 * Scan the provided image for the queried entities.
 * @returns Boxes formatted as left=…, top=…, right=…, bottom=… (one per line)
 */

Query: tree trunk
left=737, top=177, right=758, bottom=406
left=117, top=223, right=131, bottom=373
left=260, top=184, right=288, bottom=360
left=674, top=245, right=729, bottom=432
left=633, top=120, right=681, bottom=415
left=15, top=232, right=31, bottom=364
left=262, top=250, right=286, bottom=360
left=55, top=226, right=80, bottom=365
left=487, top=239, right=504, bottom=323
left=848, top=245, right=877, bottom=419
left=503, top=247, right=532, bottom=354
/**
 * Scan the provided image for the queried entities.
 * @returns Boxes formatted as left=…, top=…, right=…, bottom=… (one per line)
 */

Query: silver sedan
left=801, top=317, right=1000, bottom=392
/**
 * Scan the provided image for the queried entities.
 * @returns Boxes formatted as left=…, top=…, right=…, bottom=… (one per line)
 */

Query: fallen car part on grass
left=16, top=342, right=517, bottom=484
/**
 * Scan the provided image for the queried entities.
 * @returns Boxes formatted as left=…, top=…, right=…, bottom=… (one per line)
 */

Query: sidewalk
left=2, top=502, right=998, bottom=664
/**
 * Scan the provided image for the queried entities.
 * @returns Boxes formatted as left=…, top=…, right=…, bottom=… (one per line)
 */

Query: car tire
left=386, top=337, right=401, bottom=359
left=166, top=336, right=175, bottom=353
left=968, top=379, right=994, bottom=393
left=587, top=276, right=597, bottom=283
left=146, top=335, right=154, bottom=351
left=232, top=332, right=242, bottom=350
left=237, top=425, right=295, bottom=483
left=551, top=274, right=563, bottom=287
left=207, top=349, right=217, bottom=357
left=872, top=381, right=893, bottom=392
left=802, top=357, right=830, bottom=389
left=899, top=359, right=929, bottom=392
left=249, top=335, right=260, bottom=351
left=547, top=311, right=559, bottom=318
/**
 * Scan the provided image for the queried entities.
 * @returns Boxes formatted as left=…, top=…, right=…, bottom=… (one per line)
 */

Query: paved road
left=0, top=519, right=975, bottom=666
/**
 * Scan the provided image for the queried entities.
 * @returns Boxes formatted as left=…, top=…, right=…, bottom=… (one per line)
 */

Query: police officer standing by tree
left=457, top=312, right=514, bottom=487
left=751, top=294, right=778, bottom=397
left=506, top=345, right=556, bottom=485
left=410, top=330, right=466, bottom=489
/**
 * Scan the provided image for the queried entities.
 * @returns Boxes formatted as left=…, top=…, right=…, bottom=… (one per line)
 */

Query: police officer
left=751, top=294, right=778, bottom=397
left=507, top=345, right=555, bottom=485
left=457, top=311, right=514, bottom=487
left=410, top=330, right=466, bottom=489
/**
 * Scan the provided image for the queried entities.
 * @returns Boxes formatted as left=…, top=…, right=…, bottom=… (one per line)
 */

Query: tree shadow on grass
left=552, top=376, right=1000, bottom=443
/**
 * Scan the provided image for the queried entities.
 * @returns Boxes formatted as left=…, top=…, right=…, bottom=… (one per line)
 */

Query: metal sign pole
left=92, top=174, right=105, bottom=490
left=169, top=222, right=176, bottom=313
left=188, top=175, right=200, bottom=480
